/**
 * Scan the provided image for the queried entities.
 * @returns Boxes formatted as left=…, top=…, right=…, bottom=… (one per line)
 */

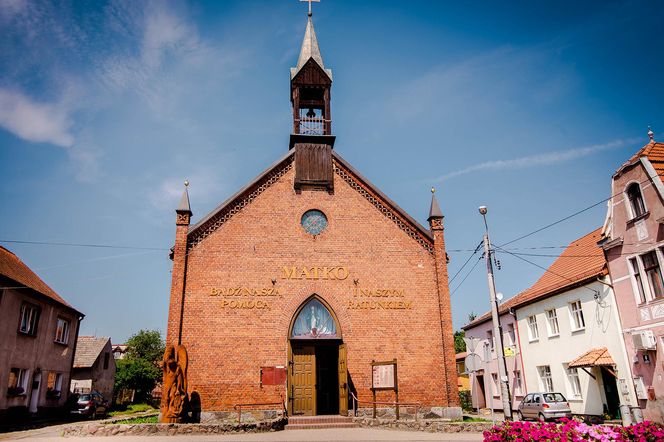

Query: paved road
left=2, top=427, right=484, bottom=441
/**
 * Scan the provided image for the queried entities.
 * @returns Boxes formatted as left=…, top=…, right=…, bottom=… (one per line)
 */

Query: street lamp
left=478, top=206, right=513, bottom=420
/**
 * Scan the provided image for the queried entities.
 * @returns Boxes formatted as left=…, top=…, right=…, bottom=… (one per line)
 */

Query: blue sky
left=1, top=0, right=663, bottom=342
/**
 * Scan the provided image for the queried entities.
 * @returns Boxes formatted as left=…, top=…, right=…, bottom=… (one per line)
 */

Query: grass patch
left=109, top=403, right=157, bottom=417
left=111, top=415, right=158, bottom=424
left=462, top=416, right=491, bottom=422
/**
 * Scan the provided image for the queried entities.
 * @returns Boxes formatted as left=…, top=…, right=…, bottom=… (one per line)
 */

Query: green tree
left=115, top=329, right=165, bottom=403
left=125, top=329, right=164, bottom=364
left=454, top=329, right=466, bottom=353
left=115, top=358, right=161, bottom=402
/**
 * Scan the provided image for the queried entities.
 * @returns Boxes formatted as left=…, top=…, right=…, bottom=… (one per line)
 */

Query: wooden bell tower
left=290, top=11, right=335, bottom=192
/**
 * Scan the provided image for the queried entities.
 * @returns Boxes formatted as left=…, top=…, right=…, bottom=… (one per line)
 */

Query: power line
left=499, top=175, right=656, bottom=248
left=493, top=244, right=600, bottom=296
left=451, top=255, right=483, bottom=296
left=449, top=241, right=483, bottom=284
left=0, top=239, right=168, bottom=251
left=498, top=199, right=608, bottom=248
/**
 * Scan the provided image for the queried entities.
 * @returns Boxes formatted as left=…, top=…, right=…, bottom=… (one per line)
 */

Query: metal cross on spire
left=300, top=0, right=320, bottom=17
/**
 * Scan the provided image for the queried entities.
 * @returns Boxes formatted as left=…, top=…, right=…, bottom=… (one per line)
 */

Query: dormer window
left=627, top=183, right=646, bottom=219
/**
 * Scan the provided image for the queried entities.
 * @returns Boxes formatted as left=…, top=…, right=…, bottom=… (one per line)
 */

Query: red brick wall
left=168, top=158, right=457, bottom=410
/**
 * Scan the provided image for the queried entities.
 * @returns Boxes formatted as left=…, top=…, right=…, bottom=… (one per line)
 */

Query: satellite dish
left=496, top=292, right=504, bottom=301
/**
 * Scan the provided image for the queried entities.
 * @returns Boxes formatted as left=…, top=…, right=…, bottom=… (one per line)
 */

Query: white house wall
left=516, top=279, right=636, bottom=416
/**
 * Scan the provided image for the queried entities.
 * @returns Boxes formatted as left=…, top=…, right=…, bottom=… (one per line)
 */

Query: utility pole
left=479, top=206, right=513, bottom=421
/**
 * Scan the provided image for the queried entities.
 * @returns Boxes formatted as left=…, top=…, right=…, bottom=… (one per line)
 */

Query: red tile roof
left=623, top=141, right=664, bottom=183
left=463, top=228, right=606, bottom=329
left=0, top=246, right=79, bottom=313
left=568, top=347, right=615, bottom=368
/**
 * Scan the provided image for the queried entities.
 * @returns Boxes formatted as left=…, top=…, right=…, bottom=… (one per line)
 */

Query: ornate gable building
left=165, top=10, right=459, bottom=419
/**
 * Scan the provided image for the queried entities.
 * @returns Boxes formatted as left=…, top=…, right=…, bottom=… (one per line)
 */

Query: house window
left=54, top=318, right=69, bottom=344
left=491, top=373, right=500, bottom=397
left=627, top=183, right=646, bottom=219
left=642, top=251, right=664, bottom=299
left=7, top=368, right=29, bottom=396
left=46, top=372, right=63, bottom=397
left=630, top=257, right=647, bottom=304
left=527, top=315, right=539, bottom=341
left=569, top=301, right=585, bottom=331
left=484, top=342, right=491, bottom=361
left=506, top=323, right=516, bottom=346
left=103, top=352, right=110, bottom=370
left=514, top=370, right=523, bottom=396
left=566, top=365, right=582, bottom=398
left=538, top=365, right=554, bottom=392
left=546, top=309, right=560, bottom=337
left=487, top=330, right=495, bottom=351
left=18, top=303, right=40, bottom=336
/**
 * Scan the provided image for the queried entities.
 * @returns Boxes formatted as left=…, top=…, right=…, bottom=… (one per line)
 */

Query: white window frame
left=641, top=250, right=664, bottom=300
left=8, top=368, right=30, bottom=394
left=47, top=372, right=63, bottom=396
left=484, top=341, right=491, bottom=362
left=629, top=256, right=648, bottom=304
left=514, top=370, right=523, bottom=396
left=54, top=318, right=69, bottom=344
left=569, top=301, right=585, bottom=332
left=545, top=309, right=560, bottom=337
left=565, top=364, right=582, bottom=398
left=624, top=181, right=647, bottom=220
left=19, top=303, right=39, bottom=335
left=538, top=365, right=554, bottom=392
left=491, top=373, right=500, bottom=397
left=506, top=323, right=516, bottom=346
left=527, top=315, right=539, bottom=341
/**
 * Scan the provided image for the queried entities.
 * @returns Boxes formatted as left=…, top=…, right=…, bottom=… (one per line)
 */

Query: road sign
left=463, top=337, right=481, bottom=353
left=465, top=353, right=482, bottom=373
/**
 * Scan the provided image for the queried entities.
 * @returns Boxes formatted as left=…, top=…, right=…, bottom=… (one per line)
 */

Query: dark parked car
left=517, top=392, right=572, bottom=421
left=70, top=391, right=108, bottom=419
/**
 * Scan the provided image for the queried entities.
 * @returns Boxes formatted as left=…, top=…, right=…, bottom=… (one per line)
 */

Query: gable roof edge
left=186, top=150, right=295, bottom=244
left=332, top=151, right=433, bottom=245
left=640, top=157, right=664, bottom=202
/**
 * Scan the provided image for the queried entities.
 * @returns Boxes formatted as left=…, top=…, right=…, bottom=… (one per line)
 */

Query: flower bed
left=483, top=419, right=664, bottom=441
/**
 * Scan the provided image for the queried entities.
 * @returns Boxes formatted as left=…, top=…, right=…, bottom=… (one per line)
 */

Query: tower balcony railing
left=296, top=117, right=331, bottom=135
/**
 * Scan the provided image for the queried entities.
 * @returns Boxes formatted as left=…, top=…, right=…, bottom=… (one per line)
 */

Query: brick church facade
left=165, top=11, right=459, bottom=418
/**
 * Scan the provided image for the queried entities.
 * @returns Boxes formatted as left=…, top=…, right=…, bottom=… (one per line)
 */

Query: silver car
left=517, top=392, right=572, bottom=421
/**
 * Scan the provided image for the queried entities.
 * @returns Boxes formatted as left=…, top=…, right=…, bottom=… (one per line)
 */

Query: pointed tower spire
left=291, top=15, right=332, bottom=80
left=428, top=187, right=444, bottom=221
left=177, top=180, right=192, bottom=216
left=289, top=1, right=335, bottom=192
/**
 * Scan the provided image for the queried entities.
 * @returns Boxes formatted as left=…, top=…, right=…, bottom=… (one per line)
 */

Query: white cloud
left=435, top=139, right=634, bottom=182
left=0, top=0, right=28, bottom=21
left=0, top=88, right=74, bottom=147
left=68, top=143, right=102, bottom=183
left=147, top=171, right=223, bottom=213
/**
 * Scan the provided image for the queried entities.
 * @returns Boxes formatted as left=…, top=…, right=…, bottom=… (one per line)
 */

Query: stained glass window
left=291, top=298, right=338, bottom=339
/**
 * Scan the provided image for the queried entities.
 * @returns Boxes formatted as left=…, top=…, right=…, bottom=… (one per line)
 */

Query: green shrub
left=459, top=389, right=472, bottom=411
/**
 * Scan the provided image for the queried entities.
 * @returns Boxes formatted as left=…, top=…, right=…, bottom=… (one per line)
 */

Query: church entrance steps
left=285, top=415, right=358, bottom=430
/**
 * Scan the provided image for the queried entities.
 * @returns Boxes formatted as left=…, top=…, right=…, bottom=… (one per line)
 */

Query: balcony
left=296, top=117, right=330, bottom=136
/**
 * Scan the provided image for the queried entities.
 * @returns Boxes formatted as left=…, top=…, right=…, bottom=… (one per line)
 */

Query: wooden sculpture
left=161, top=344, right=189, bottom=423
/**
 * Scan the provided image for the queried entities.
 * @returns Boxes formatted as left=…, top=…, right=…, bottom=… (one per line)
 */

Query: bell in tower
left=289, top=4, right=335, bottom=193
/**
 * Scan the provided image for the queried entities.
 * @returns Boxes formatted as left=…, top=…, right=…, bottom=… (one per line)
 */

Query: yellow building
left=456, top=352, right=470, bottom=391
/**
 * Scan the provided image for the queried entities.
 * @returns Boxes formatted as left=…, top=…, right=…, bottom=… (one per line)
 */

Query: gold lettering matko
left=281, top=266, right=349, bottom=280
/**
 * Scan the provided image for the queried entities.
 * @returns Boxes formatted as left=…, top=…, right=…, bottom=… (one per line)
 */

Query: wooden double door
left=289, top=342, right=347, bottom=416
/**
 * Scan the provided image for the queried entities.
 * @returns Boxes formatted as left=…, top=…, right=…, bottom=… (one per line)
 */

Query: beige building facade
left=0, top=246, right=83, bottom=420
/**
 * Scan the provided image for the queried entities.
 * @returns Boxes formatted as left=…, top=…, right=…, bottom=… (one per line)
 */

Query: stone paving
left=3, top=427, right=484, bottom=441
